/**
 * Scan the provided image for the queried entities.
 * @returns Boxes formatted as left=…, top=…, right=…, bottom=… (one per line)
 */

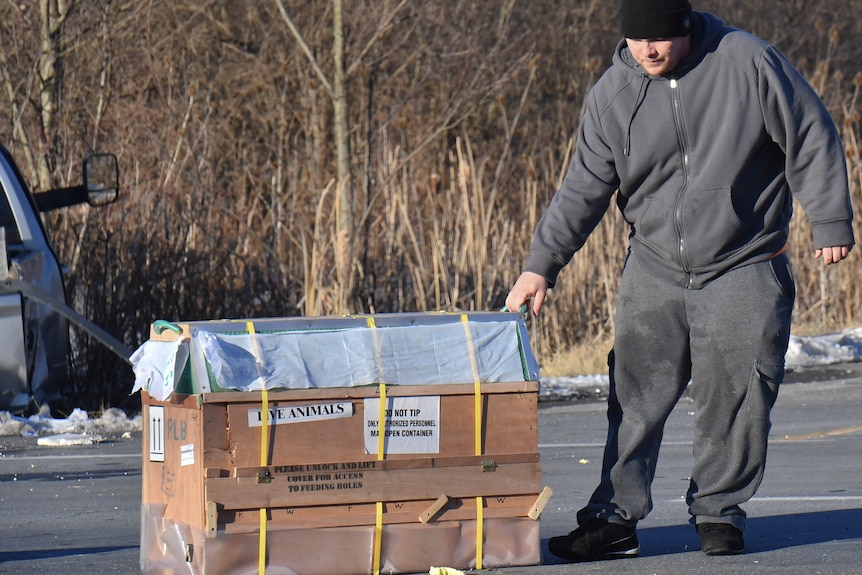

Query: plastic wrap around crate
left=131, top=312, right=540, bottom=400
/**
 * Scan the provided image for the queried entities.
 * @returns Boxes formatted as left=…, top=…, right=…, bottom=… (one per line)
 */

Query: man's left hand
left=815, top=245, right=853, bottom=265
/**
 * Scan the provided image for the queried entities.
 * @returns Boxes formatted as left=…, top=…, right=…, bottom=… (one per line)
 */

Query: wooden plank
left=419, top=495, right=450, bottom=523
left=201, top=403, right=233, bottom=470
left=152, top=313, right=524, bottom=340
left=229, top=452, right=538, bottom=476
left=527, top=486, right=554, bottom=520
left=206, top=459, right=541, bottom=510
left=142, top=390, right=201, bottom=409
left=214, top=494, right=541, bottom=532
left=205, top=500, right=218, bottom=537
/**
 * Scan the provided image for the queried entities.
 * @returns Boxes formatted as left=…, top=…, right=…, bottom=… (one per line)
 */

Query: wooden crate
left=141, top=383, right=546, bottom=574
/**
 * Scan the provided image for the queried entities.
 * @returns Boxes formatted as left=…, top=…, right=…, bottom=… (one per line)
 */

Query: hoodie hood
left=614, top=11, right=727, bottom=79
left=615, top=11, right=727, bottom=155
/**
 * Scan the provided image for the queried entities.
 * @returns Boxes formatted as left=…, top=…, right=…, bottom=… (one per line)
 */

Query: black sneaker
left=548, top=520, right=639, bottom=561
left=697, top=523, right=744, bottom=555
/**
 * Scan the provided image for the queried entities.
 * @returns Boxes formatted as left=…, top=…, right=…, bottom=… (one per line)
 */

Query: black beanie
left=620, top=0, right=692, bottom=39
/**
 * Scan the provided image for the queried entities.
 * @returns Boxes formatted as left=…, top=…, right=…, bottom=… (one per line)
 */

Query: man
left=505, top=0, right=854, bottom=561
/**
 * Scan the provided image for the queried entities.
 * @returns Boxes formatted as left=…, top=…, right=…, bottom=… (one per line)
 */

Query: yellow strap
left=258, top=386, right=269, bottom=575
left=258, top=507, right=267, bottom=573
left=377, top=382, right=387, bottom=461
left=372, top=383, right=387, bottom=574
left=475, top=496, right=484, bottom=567
left=373, top=500, right=384, bottom=575
left=460, top=315, right=483, bottom=455
left=370, top=313, right=387, bottom=575
left=248, top=321, right=268, bottom=575
left=460, top=314, right=484, bottom=569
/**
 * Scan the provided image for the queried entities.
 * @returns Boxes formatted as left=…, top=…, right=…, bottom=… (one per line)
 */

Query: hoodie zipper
left=669, top=78, right=694, bottom=288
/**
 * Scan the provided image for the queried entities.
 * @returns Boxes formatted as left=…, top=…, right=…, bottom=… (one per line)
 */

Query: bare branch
left=346, top=0, right=408, bottom=78
left=272, top=0, right=332, bottom=97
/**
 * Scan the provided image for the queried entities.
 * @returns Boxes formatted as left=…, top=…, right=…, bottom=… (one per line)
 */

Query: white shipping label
left=148, top=405, right=165, bottom=462
left=248, top=401, right=354, bottom=427
left=364, top=396, right=440, bottom=454
left=180, top=444, right=195, bottom=466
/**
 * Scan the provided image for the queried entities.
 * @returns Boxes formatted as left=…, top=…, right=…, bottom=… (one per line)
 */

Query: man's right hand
left=504, top=271, right=548, bottom=317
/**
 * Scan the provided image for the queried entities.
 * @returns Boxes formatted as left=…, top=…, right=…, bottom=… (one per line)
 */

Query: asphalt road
left=1, top=364, right=861, bottom=574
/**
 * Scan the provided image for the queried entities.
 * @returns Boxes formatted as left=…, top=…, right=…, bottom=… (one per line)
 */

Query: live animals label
left=248, top=401, right=353, bottom=427
left=364, top=396, right=440, bottom=454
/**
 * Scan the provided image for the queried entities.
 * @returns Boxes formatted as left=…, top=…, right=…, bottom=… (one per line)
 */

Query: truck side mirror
left=84, top=153, right=119, bottom=207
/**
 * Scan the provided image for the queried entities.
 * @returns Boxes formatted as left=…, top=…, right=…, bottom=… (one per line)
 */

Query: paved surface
left=1, top=364, right=861, bottom=574
left=0, top=432, right=141, bottom=574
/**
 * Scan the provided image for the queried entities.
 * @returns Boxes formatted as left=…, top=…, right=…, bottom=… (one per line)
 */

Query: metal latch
left=257, top=470, right=272, bottom=484
left=481, top=459, right=497, bottom=472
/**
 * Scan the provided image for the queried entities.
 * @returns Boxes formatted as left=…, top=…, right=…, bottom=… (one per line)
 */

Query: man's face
left=625, top=36, right=691, bottom=76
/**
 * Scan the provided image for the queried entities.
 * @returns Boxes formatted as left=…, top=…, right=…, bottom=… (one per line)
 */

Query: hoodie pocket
left=681, top=186, right=748, bottom=268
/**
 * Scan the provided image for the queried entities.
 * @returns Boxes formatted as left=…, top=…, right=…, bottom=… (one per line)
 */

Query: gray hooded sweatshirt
left=525, top=11, right=854, bottom=289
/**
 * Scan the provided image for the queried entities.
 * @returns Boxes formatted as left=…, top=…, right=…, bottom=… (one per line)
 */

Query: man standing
left=505, top=0, right=854, bottom=561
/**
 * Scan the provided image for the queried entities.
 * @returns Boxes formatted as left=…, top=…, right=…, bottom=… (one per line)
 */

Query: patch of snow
left=0, top=406, right=142, bottom=438
left=36, top=432, right=106, bottom=446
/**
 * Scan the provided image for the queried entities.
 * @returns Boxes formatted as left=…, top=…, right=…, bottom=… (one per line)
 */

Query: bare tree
left=37, top=0, right=70, bottom=187
left=273, top=0, right=409, bottom=313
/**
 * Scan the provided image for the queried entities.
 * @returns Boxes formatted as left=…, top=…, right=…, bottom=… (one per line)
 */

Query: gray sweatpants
left=577, top=252, right=795, bottom=532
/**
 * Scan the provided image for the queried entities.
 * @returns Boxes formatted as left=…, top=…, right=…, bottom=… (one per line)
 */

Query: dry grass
left=539, top=331, right=615, bottom=377
left=0, top=1, right=859, bottom=404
